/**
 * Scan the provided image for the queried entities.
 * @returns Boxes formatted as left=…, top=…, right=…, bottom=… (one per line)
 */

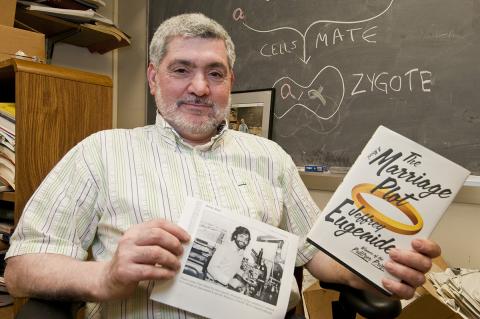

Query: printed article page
left=151, top=197, right=299, bottom=319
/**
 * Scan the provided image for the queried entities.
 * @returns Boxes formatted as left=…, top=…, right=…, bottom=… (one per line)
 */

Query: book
left=0, top=103, right=15, bottom=136
left=0, top=145, right=14, bottom=165
left=0, top=103, right=15, bottom=121
left=151, top=197, right=299, bottom=319
left=0, top=157, right=14, bottom=190
left=0, top=130, right=14, bottom=148
left=307, top=126, right=470, bottom=295
left=0, top=113, right=14, bottom=136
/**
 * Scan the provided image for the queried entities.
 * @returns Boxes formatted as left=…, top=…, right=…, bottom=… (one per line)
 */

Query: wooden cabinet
left=0, top=58, right=112, bottom=224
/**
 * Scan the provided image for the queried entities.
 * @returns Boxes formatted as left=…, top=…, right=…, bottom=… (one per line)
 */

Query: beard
left=154, top=86, right=230, bottom=137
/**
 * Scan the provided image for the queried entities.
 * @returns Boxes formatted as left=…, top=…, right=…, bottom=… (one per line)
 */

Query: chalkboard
left=148, top=0, right=480, bottom=174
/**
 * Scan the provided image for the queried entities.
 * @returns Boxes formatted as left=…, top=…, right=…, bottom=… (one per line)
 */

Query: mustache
left=176, top=97, right=214, bottom=107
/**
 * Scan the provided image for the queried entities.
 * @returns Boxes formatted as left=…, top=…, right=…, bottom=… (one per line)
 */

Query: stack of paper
left=0, top=103, right=15, bottom=190
left=427, top=268, right=480, bottom=319
left=18, top=0, right=112, bottom=25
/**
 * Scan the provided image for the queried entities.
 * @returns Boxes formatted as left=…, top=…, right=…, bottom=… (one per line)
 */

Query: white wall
left=49, top=0, right=150, bottom=129
left=49, top=1, right=116, bottom=75
left=116, top=0, right=148, bottom=128
left=50, top=1, right=117, bottom=125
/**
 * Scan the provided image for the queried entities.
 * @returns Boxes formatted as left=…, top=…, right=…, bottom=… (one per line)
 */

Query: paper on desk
left=427, top=268, right=480, bottom=319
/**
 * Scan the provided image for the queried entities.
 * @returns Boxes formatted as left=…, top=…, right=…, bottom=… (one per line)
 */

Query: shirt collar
left=155, top=112, right=228, bottom=151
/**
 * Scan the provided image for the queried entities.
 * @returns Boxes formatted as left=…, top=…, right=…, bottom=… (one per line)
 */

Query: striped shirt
left=8, top=114, right=320, bottom=319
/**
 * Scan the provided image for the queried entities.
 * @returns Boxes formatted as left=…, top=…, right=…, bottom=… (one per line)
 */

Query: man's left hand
left=382, top=238, right=441, bottom=299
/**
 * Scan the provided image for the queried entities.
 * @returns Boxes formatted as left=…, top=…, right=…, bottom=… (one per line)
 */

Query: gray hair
left=149, top=13, right=236, bottom=70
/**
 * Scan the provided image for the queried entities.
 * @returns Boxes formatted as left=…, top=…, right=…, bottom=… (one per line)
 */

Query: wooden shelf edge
left=1, top=59, right=112, bottom=87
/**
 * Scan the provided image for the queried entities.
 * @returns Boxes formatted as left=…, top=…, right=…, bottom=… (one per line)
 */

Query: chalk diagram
left=233, top=0, right=395, bottom=135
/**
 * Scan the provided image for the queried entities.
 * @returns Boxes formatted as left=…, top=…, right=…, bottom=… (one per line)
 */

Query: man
left=207, top=226, right=250, bottom=286
left=5, top=13, right=440, bottom=319
left=238, top=118, right=249, bottom=133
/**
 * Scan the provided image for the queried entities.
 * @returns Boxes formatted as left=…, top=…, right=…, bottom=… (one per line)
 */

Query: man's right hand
left=99, top=219, right=190, bottom=300
left=5, top=219, right=190, bottom=301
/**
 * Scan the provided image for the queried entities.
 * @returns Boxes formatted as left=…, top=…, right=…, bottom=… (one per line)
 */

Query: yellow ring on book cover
left=351, top=183, right=424, bottom=235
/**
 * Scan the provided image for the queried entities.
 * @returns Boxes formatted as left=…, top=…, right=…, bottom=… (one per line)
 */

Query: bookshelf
left=0, top=58, right=112, bottom=224
left=0, top=58, right=112, bottom=316
left=14, top=7, right=130, bottom=59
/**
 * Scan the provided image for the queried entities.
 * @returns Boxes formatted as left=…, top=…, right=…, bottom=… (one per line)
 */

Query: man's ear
left=147, top=63, right=158, bottom=96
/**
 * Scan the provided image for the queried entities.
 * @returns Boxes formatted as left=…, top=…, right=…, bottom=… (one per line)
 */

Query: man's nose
left=188, top=73, right=210, bottom=96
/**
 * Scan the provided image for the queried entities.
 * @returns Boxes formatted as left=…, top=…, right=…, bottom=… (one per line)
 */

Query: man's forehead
left=163, top=36, right=229, bottom=65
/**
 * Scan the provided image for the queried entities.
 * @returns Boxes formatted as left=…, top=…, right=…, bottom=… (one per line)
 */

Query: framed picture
left=229, top=88, right=275, bottom=139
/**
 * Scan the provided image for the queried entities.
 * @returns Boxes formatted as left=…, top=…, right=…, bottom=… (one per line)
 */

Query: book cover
left=151, top=197, right=299, bottom=319
left=0, top=103, right=15, bottom=121
left=307, top=126, right=470, bottom=295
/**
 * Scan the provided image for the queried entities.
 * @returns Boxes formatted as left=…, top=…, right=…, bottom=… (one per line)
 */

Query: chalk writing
left=234, top=0, right=394, bottom=64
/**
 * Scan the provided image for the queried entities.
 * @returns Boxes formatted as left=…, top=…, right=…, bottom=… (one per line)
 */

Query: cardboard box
left=0, top=25, right=45, bottom=63
left=303, top=257, right=463, bottom=319
left=0, top=0, right=16, bottom=26
left=399, top=288, right=462, bottom=319
left=303, top=282, right=362, bottom=319
left=303, top=283, right=462, bottom=319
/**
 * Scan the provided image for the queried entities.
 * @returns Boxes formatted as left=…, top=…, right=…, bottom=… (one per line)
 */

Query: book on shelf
left=0, top=184, right=12, bottom=193
left=0, top=103, right=15, bottom=140
left=0, top=130, right=14, bottom=149
left=0, top=113, right=14, bottom=136
left=0, top=157, right=14, bottom=190
left=0, top=146, right=14, bottom=165
left=0, top=103, right=15, bottom=122
left=307, top=125, right=470, bottom=295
